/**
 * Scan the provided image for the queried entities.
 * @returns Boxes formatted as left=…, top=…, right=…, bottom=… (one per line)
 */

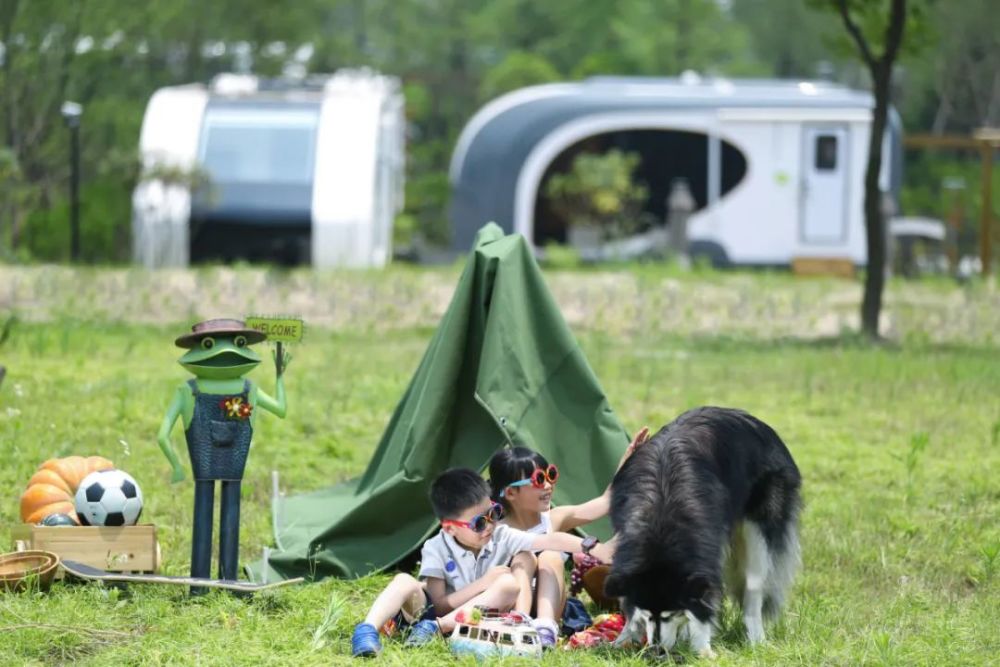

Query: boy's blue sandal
left=404, top=619, right=440, bottom=647
left=351, top=623, right=382, bottom=658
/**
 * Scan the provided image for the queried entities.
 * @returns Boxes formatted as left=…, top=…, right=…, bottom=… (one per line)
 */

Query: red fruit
left=596, top=616, right=624, bottom=633
left=597, top=628, right=618, bottom=642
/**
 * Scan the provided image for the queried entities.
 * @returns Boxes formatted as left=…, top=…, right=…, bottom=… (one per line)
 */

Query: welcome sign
left=244, top=317, right=304, bottom=343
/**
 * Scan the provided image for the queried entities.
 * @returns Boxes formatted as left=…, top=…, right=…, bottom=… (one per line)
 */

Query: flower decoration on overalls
left=220, top=396, right=252, bottom=420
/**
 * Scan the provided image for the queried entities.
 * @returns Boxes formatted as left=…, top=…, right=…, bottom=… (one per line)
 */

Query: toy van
left=448, top=608, right=543, bottom=659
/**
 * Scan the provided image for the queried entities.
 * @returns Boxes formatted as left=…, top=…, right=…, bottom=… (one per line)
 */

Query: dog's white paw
left=744, top=615, right=765, bottom=644
left=697, top=646, right=718, bottom=660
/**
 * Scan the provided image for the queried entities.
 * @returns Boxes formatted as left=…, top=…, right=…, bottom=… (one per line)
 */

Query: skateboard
left=61, top=559, right=304, bottom=593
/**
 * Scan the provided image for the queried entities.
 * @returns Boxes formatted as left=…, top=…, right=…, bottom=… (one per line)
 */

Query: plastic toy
left=157, top=318, right=289, bottom=587
left=448, top=606, right=542, bottom=659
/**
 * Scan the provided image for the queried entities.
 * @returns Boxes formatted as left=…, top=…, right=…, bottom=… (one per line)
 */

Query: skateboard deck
left=61, top=559, right=304, bottom=592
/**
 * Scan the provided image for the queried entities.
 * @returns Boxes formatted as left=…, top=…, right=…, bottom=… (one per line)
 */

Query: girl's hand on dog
left=619, top=427, right=650, bottom=468
left=609, top=427, right=651, bottom=479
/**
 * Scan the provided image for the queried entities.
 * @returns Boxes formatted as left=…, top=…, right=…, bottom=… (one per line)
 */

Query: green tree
left=828, top=0, right=909, bottom=339
left=732, top=0, right=838, bottom=78
left=0, top=147, right=36, bottom=257
left=478, top=51, right=560, bottom=103
left=611, top=0, right=759, bottom=76
left=545, top=149, right=649, bottom=242
left=921, top=0, right=999, bottom=133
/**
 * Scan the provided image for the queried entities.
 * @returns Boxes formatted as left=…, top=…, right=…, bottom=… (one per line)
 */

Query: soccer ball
left=74, top=469, right=143, bottom=527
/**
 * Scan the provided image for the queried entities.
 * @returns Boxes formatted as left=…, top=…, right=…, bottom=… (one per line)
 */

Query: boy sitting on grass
left=350, top=467, right=613, bottom=657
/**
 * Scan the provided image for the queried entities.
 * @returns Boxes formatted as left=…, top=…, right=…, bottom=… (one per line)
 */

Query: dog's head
left=605, top=568, right=718, bottom=623
left=606, top=568, right=718, bottom=651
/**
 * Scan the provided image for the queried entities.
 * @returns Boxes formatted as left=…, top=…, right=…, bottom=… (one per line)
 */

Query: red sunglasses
left=500, top=464, right=559, bottom=497
left=441, top=502, right=504, bottom=533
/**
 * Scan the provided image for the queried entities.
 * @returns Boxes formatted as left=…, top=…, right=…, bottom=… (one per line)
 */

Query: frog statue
left=157, top=318, right=289, bottom=586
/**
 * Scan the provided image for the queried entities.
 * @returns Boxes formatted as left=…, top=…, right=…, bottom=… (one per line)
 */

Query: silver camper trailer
left=449, top=75, right=902, bottom=267
left=132, top=70, right=405, bottom=268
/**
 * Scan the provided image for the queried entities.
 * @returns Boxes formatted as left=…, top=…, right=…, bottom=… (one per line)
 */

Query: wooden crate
left=791, top=257, right=856, bottom=279
left=11, top=524, right=160, bottom=573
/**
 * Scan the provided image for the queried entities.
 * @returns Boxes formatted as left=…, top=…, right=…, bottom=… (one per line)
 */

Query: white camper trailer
left=449, top=76, right=902, bottom=267
left=132, top=70, right=405, bottom=268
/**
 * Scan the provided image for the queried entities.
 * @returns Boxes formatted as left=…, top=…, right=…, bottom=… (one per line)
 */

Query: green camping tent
left=251, top=224, right=628, bottom=582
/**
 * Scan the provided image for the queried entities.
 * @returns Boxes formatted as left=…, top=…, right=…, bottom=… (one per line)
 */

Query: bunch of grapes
left=569, top=554, right=601, bottom=596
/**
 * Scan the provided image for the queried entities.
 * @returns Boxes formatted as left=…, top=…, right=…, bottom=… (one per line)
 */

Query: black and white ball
left=74, top=469, right=143, bottom=527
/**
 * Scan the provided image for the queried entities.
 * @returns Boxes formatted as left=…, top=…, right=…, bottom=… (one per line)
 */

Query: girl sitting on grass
left=487, top=427, right=649, bottom=646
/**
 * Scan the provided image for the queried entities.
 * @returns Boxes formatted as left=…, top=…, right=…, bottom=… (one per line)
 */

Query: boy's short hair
left=429, top=468, right=491, bottom=519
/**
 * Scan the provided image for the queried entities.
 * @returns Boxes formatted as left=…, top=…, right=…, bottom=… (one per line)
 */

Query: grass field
left=1, top=267, right=998, bottom=665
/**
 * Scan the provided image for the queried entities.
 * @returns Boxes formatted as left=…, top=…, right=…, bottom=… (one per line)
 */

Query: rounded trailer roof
left=448, top=76, right=875, bottom=251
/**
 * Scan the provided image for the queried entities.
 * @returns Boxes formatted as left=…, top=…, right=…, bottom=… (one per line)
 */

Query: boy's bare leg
left=510, top=551, right=537, bottom=614
left=363, top=573, right=427, bottom=629
left=437, top=573, right=520, bottom=633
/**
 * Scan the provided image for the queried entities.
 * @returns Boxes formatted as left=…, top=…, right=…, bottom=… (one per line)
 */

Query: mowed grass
left=0, top=314, right=998, bottom=665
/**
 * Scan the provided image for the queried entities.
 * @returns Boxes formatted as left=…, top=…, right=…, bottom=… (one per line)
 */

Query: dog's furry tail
left=762, top=516, right=801, bottom=620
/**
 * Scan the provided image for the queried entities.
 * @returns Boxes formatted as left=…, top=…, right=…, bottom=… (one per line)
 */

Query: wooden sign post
left=244, top=317, right=304, bottom=376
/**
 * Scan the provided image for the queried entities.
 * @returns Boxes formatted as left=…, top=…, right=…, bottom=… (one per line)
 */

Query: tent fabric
left=250, top=223, right=628, bottom=582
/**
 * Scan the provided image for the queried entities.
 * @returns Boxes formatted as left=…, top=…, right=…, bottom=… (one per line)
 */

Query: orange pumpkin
left=20, top=456, right=114, bottom=524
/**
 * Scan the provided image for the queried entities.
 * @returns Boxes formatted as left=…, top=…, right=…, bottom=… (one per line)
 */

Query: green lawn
left=1, top=274, right=998, bottom=665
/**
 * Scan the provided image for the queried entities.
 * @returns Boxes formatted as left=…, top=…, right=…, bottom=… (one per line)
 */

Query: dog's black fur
left=605, top=407, right=802, bottom=628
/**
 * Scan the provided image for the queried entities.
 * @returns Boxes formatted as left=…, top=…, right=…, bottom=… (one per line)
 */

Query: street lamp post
left=60, top=101, right=83, bottom=262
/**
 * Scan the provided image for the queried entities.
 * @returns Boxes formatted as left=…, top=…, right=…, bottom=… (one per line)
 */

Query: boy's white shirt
left=418, top=523, right=537, bottom=594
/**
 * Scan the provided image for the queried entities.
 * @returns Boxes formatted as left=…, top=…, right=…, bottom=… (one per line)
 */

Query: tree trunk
left=835, top=0, right=906, bottom=340
left=1, top=0, right=20, bottom=153
left=861, top=66, right=891, bottom=338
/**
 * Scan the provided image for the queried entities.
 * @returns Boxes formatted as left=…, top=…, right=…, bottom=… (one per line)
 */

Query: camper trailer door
left=800, top=125, right=849, bottom=244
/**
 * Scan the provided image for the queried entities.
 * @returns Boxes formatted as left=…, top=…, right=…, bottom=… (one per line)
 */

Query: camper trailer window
left=200, top=109, right=319, bottom=185
left=815, top=135, right=838, bottom=171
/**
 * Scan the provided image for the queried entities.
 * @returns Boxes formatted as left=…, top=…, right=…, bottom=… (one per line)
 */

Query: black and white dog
left=605, top=407, right=802, bottom=657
